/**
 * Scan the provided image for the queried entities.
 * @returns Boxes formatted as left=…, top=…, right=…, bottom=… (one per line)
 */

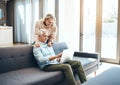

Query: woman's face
left=45, top=18, right=54, bottom=28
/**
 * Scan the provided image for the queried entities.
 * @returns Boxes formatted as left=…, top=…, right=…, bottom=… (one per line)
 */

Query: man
left=33, top=29, right=87, bottom=85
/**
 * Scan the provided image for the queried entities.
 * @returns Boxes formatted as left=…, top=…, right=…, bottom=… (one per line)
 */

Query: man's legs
left=43, top=64, right=77, bottom=85
left=65, top=60, right=87, bottom=83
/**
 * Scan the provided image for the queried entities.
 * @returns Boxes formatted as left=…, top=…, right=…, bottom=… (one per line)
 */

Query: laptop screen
left=60, top=49, right=74, bottom=63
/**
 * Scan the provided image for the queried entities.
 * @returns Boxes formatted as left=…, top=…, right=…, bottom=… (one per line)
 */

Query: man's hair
left=38, top=29, right=48, bottom=36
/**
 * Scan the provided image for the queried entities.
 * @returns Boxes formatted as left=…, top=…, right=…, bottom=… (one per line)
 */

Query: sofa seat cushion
left=73, top=57, right=98, bottom=71
left=0, top=67, right=64, bottom=85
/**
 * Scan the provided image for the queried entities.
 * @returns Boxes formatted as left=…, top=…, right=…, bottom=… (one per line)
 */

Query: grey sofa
left=0, top=42, right=100, bottom=85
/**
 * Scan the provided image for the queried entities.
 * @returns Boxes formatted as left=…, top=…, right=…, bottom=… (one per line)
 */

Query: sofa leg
left=94, top=71, right=96, bottom=76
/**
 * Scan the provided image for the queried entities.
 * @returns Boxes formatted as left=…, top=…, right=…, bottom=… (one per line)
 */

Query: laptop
left=60, top=49, right=74, bottom=63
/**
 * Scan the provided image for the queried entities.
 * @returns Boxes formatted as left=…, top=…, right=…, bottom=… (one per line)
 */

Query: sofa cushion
left=52, top=42, right=68, bottom=55
left=73, top=57, right=98, bottom=72
left=0, top=45, right=37, bottom=73
left=0, top=67, right=64, bottom=85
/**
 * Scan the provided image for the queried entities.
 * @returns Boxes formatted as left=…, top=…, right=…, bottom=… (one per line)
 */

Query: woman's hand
left=34, top=42, right=40, bottom=47
left=47, top=41, right=52, bottom=47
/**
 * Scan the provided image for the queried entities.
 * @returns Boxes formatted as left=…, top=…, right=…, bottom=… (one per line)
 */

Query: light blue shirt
left=33, top=42, right=60, bottom=69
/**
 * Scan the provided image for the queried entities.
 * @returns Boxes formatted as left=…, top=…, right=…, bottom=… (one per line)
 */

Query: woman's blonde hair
left=44, top=14, right=56, bottom=22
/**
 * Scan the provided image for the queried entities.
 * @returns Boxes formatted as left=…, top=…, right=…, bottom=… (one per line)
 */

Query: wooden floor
left=0, top=43, right=28, bottom=47
left=97, top=62, right=120, bottom=75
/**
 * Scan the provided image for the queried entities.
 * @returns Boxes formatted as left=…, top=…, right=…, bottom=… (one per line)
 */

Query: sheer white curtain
left=59, top=0, right=80, bottom=50
left=14, top=0, right=39, bottom=44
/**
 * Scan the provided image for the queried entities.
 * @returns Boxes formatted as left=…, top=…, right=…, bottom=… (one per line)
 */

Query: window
left=43, top=0, right=55, bottom=16
left=59, top=0, right=80, bottom=50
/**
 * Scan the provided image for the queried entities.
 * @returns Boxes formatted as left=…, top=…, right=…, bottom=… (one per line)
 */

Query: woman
left=34, top=14, right=57, bottom=47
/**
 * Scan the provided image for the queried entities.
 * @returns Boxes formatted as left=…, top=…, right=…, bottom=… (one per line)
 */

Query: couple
left=33, top=29, right=87, bottom=85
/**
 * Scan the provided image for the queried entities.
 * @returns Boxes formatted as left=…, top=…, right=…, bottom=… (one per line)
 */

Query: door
left=81, top=0, right=96, bottom=52
left=101, top=0, right=119, bottom=63
left=80, top=0, right=119, bottom=63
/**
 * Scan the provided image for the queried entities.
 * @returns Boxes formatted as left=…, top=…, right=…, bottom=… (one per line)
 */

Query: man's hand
left=49, top=52, right=62, bottom=61
left=56, top=57, right=61, bottom=62
left=56, top=52, right=62, bottom=58
left=56, top=52, right=62, bottom=62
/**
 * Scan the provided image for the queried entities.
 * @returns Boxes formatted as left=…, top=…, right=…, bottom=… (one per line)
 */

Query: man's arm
left=33, top=48, right=49, bottom=64
left=49, top=52, right=62, bottom=61
left=33, top=48, right=62, bottom=63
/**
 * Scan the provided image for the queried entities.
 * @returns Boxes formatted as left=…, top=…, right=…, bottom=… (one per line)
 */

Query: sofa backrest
left=0, top=45, right=37, bottom=73
left=0, top=42, right=68, bottom=74
left=52, top=42, right=68, bottom=54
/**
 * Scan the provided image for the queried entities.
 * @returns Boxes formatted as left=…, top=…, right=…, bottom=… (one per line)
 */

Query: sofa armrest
left=74, top=51, right=100, bottom=59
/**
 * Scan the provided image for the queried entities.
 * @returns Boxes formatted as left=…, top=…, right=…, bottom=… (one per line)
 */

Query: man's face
left=38, top=33, right=48, bottom=42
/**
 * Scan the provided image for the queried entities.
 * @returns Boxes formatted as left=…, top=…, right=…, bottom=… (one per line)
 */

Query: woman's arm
left=34, top=20, right=43, bottom=47
left=47, top=25, right=58, bottom=46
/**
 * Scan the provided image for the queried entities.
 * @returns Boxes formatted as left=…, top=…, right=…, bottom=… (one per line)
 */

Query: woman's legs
left=43, top=64, right=77, bottom=85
